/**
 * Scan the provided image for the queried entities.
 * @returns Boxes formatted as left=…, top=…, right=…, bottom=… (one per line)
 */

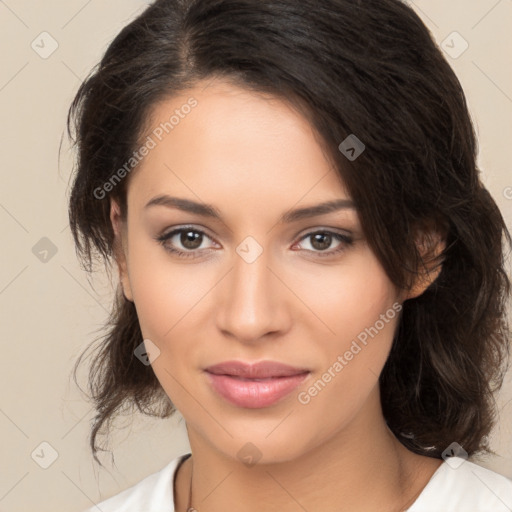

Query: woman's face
left=114, top=78, right=407, bottom=463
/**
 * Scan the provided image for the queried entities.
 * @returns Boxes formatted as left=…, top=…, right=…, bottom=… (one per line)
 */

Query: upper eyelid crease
left=144, top=195, right=357, bottom=223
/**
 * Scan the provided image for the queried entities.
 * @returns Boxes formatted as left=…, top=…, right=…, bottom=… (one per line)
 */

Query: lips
left=204, top=360, right=310, bottom=408
left=205, top=360, right=310, bottom=378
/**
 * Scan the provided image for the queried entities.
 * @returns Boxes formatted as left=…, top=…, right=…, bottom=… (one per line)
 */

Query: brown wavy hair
left=67, top=0, right=512, bottom=466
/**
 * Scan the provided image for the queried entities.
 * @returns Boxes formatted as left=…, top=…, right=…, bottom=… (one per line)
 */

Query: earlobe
left=110, top=199, right=134, bottom=302
left=404, top=228, right=446, bottom=301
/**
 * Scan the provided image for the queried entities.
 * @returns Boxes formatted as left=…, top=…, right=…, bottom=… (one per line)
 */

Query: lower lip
left=205, top=372, right=310, bottom=408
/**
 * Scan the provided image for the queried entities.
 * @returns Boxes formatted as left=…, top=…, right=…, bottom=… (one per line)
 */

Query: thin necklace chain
left=186, top=457, right=194, bottom=512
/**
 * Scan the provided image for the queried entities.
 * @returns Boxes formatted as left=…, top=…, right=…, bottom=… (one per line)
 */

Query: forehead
left=128, top=78, right=350, bottom=212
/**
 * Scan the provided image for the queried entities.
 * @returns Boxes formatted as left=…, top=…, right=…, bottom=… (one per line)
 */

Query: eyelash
left=155, top=226, right=353, bottom=260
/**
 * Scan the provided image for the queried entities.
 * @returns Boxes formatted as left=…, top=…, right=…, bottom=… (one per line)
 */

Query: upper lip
left=204, top=360, right=310, bottom=379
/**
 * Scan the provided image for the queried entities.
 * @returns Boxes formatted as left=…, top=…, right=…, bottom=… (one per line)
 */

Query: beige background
left=0, top=1, right=511, bottom=511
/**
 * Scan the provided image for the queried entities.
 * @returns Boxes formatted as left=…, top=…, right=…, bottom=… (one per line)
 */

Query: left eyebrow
left=280, top=198, right=356, bottom=223
left=144, top=195, right=356, bottom=223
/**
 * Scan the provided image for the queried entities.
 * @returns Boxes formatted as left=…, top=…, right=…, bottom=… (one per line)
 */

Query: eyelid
left=296, top=225, right=352, bottom=238
left=157, top=225, right=219, bottom=246
left=159, top=223, right=216, bottom=238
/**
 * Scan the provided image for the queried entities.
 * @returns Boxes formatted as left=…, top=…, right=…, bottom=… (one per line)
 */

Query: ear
left=110, top=199, right=134, bottom=302
left=403, top=224, right=446, bottom=301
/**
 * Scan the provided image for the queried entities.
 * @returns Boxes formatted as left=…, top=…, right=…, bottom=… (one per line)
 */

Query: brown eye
left=310, top=233, right=333, bottom=251
left=156, top=226, right=217, bottom=259
left=294, top=230, right=354, bottom=258
left=180, top=230, right=203, bottom=250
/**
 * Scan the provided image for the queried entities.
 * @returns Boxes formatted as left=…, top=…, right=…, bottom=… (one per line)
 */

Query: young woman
left=68, top=0, right=512, bottom=511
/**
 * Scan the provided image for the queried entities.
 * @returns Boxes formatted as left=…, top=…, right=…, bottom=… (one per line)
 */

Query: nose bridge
left=216, top=242, right=285, bottom=341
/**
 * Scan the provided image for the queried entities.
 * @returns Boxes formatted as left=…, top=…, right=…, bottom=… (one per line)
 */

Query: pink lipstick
left=204, top=360, right=310, bottom=408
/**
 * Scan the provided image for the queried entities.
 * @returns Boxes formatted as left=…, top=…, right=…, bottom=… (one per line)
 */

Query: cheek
left=127, top=251, right=211, bottom=409
left=125, top=233, right=215, bottom=340
left=293, top=270, right=400, bottom=439
left=290, top=254, right=400, bottom=404
left=291, top=253, right=399, bottom=345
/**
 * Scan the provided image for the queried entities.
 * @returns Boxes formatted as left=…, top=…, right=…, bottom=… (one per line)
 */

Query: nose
left=215, top=245, right=291, bottom=344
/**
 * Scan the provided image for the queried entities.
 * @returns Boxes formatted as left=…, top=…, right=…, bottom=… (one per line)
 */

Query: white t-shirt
left=84, top=453, right=512, bottom=512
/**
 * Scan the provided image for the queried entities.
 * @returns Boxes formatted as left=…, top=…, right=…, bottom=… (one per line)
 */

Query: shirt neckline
left=405, top=458, right=452, bottom=510
left=170, top=453, right=451, bottom=511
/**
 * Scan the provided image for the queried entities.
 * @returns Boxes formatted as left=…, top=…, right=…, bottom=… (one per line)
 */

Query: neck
left=175, top=390, right=441, bottom=512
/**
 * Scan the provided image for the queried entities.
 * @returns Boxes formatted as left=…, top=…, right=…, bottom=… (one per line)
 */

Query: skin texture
left=111, top=78, right=444, bottom=512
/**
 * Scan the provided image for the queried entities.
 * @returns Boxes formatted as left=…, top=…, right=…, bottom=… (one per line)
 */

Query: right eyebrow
left=145, top=195, right=221, bottom=219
